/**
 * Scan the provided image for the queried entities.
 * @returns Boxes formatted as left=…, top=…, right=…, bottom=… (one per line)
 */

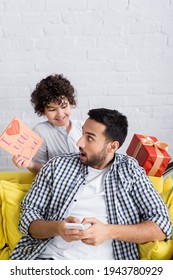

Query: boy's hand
left=12, top=155, right=30, bottom=168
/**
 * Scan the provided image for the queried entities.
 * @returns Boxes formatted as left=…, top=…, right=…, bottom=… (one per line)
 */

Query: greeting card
left=0, top=117, right=43, bottom=164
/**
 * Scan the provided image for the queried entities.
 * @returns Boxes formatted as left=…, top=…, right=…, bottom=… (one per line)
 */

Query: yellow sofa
left=0, top=172, right=35, bottom=260
left=0, top=172, right=173, bottom=260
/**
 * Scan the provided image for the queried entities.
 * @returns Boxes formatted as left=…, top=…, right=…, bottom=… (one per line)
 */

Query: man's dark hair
left=88, top=108, right=128, bottom=148
left=31, top=74, right=76, bottom=116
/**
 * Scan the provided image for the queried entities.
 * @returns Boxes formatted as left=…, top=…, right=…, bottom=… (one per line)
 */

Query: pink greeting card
left=0, top=117, right=43, bottom=164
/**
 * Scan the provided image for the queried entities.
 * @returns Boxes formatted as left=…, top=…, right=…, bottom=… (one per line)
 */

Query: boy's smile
left=44, top=97, right=72, bottom=131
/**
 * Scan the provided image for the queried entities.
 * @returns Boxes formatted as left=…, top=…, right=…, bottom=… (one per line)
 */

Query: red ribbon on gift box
left=132, top=136, right=168, bottom=176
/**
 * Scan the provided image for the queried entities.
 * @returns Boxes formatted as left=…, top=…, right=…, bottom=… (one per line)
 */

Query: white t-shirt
left=38, top=165, right=114, bottom=260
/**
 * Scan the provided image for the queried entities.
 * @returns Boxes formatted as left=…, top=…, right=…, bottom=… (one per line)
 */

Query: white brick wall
left=0, top=0, right=173, bottom=171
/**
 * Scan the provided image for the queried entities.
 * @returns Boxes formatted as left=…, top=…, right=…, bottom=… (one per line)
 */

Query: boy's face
left=44, top=97, right=72, bottom=130
left=77, top=118, right=115, bottom=169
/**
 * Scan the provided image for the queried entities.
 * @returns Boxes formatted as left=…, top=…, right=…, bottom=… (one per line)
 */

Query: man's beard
left=79, top=146, right=108, bottom=169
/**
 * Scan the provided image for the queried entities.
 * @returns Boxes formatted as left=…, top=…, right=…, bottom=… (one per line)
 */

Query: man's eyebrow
left=82, top=127, right=96, bottom=137
left=86, top=132, right=96, bottom=137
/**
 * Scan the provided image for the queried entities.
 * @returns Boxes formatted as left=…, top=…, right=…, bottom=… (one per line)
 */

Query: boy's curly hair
left=31, top=74, right=76, bottom=116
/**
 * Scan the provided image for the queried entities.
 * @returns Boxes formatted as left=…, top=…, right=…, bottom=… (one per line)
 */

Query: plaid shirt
left=10, top=153, right=172, bottom=260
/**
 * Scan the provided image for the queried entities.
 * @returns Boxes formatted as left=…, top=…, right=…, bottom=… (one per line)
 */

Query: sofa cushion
left=0, top=246, right=11, bottom=260
left=138, top=185, right=173, bottom=260
left=138, top=239, right=173, bottom=260
left=163, top=176, right=173, bottom=193
left=0, top=180, right=31, bottom=253
left=0, top=195, right=5, bottom=250
left=148, top=176, right=163, bottom=194
left=160, top=186, right=173, bottom=225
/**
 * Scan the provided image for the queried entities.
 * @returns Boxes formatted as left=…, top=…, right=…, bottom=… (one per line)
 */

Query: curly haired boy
left=13, top=74, right=82, bottom=174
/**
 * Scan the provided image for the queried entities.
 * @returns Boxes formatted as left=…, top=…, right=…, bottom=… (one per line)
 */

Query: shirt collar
left=79, top=155, right=117, bottom=177
left=80, top=162, right=89, bottom=178
left=49, top=120, right=72, bottom=133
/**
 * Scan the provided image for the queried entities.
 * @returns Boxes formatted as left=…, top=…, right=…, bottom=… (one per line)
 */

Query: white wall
left=0, top=0, right=173, bottom=171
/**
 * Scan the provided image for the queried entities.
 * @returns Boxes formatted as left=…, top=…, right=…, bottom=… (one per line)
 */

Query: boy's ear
left=108, top=141, right=119, bottom=152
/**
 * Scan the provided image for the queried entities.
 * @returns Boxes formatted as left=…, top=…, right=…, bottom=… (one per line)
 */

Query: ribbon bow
left=141, top=136, right=168, bottom=151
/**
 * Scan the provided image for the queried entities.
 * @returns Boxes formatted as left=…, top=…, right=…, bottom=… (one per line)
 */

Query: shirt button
left=74, top=199, right=77, bottom=202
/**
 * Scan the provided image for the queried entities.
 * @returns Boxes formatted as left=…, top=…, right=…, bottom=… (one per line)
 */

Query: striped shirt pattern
left=32, top=120, right=82, bottom=163
left=10, top=153, right=172, bottom=260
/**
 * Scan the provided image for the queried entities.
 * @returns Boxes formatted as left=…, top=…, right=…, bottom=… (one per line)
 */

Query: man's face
left=77, top=118, right=112, bottom=169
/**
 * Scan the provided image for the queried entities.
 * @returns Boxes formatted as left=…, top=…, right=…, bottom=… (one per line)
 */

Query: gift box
left=126, top=134, right=171, bottom=177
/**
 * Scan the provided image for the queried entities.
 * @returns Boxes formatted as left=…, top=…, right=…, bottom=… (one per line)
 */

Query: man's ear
left=108, top=141, right=119, bottom=153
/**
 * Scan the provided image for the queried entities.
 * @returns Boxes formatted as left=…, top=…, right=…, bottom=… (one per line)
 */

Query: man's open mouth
left=79, top=149, right=87, bottom=158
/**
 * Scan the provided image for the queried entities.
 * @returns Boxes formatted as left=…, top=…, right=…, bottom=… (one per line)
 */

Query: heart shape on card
left=6, top=120, right=20, bottom=135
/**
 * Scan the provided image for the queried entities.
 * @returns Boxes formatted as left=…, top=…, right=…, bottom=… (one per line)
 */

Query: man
left=10, top=108, right=172, bottom=260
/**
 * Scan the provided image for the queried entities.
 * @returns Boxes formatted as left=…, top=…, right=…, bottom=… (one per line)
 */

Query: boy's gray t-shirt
left=32, top=120, right=82, bottom=164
